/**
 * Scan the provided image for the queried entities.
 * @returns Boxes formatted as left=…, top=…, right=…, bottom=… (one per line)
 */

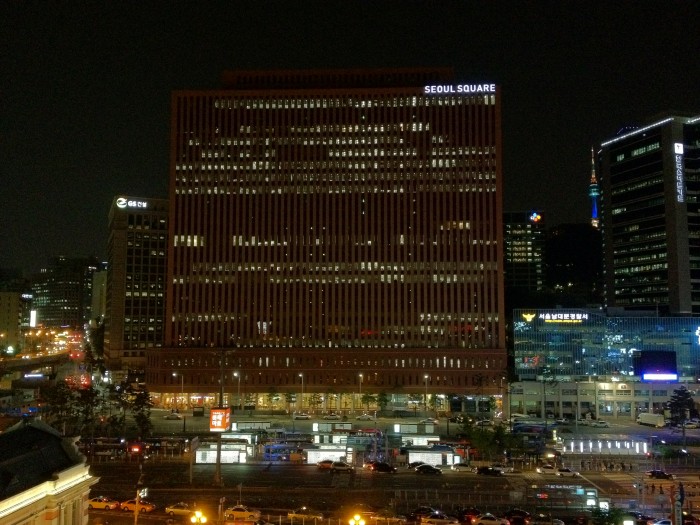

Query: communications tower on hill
left=589, top=147, right=600, bottom=229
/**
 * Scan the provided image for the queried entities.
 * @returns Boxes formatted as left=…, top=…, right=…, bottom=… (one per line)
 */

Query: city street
left=86, top=411, right=700, bottom=525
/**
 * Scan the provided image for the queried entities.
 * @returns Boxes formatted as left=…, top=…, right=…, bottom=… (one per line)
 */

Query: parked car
left=288, top=507, right=324, bottom=521
left=455, top=507, right=482, bottom=524
left=163, top=412, right=182, bottom=420
left=371, top=462, right=398, bottom=473
left=422, top=512, right=459, bottom=525
left=622, top=511, right=656, bottom=525
left=591, top=420, right=610, bottom=428
left=555, top=418, right=570, bottom=424
left=490, top=463, right=514, bottom=473
left=88, top=496, right=120, bottom=510
left=451, top=463, right=473, bottom=472
left=356, top=413, right=374, bottom=420
left=323, top=413, right=341, bottom=420
left=576, top=419, right=589, bottom=426
left=647, top=469, right=675, bottom=480
left=536, top=464, right=557, bottom=474
left=415, top=464, right=442, bottom=475
left=293, top=413, right=311, bottom=420
left=682, top=422, right=699, bottom=429
left=408, top=507, right=438, bottom=522
left=556, top=467, right=580, bottom=477
left=120, top=499, right=156, bottom=513
left=420, top=418, right=440, bottom=424
left=475, top=420, right=493, bottom=427
left=225, top=505, right=261, bottom=520
left=476, top=466, right=503, bottom=476
left=331, top=461, right=355, bottom=472
left=317, top=459, right=334, bottom=470
left=165, top=502, right=194, bottom=517
left=531, top=515, right=564, bottom=525
left=503, top=509, right=531, bottom=525
left=473, top=514, right=509, bottom=525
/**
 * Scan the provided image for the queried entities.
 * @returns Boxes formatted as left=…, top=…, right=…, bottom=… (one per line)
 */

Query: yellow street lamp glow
left=349, top=515, right=365, bottom=525
left=191, top=510, right=207, bottom=523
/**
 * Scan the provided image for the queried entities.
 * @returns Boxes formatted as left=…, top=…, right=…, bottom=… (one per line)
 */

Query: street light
left=173, top=372, right=184, bottom=409
left=299, top=373, right=304, bottom=412
left=358, top=373, right=363, bottom=411
left=349, top=515, right=365, bottom=525
left=424, top=374, right=429, bottom=413
left=233, top=371, right=241, bottom=410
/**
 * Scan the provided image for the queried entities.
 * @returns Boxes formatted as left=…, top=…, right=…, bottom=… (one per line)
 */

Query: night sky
left=1, top=1, right=698, bottom=273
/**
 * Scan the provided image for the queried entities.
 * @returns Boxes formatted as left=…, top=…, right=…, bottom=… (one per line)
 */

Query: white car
left=451, top=463, right=474, bottom=472
left=323, top=413, right=341, bottom=420
left=331, top=461, right=354, bottom=472
left=420, top=418, right=439, bottom=424
left=536, top=464, right=557, bottom=474
left=356, top=413, right=374, bottom=420
left=293, top=413, right=311, bottom=420
left=288, top=507, right=324, bottom=521
left=490, top=463, right=514, bottom=473
left=225, top=505, right=261, bottom=521
left=473, top=514, right=509, bottom=525
left=556, top=467, right=580, bottom=477
left=421, top=512, right=460, bottom=525
left=163, top=412, right=182, bottom=420
left=166, top=502, right=194, bottom=517
left=591, top=420, right=610, bottom=428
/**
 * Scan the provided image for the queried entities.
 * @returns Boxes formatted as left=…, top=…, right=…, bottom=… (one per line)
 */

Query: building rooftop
left=0, top=419, right=83, bottom=500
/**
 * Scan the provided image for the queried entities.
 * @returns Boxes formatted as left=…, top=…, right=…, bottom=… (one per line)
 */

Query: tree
left=360, top=393, right=377, bottom=411
left=131, top=388, right=154, bottom=437
left=668, top=387, right=696, bottom=422
left=266, top=388, right=280, bottom=409
left=590, top=505, right=625, bottom=525
left=309, top=393, right=323, bottom=411
left=284, top=392, right=295, bottom=412
left=408, top=394, right=422, bottom=414
left=377, top=392, right=390, bottom=411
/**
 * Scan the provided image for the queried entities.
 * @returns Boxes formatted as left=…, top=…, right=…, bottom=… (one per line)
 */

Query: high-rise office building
left=31, top=256, right=98, bottom=330
left=105, top=196, right=168, bottom=374
left=598, top=114, right=700, bottom=314
left=147, top=68, right=505, bottom=411
left=503, top=211, right=545, bottom=294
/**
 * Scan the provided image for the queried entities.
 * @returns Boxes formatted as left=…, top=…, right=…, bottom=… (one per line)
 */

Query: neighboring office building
left=503, top=211, right=545, bottom=294
left=0, top=419, right=97, bottom=525
left=511, top=307, right=700, bottom=419
left=147, top=68, right=506, bottom=410
left=0, top=291, right=31, bottom=353
left=104, top=196, right=168, bottom=374
left=598, top=113, right=700, bottom=314
left=508, top=379, right=688, bottom=422
left=30, top=256, right=99, bottom=330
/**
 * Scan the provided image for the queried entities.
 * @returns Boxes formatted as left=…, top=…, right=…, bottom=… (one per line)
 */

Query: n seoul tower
left=589, top=147, right=600, bottom=229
